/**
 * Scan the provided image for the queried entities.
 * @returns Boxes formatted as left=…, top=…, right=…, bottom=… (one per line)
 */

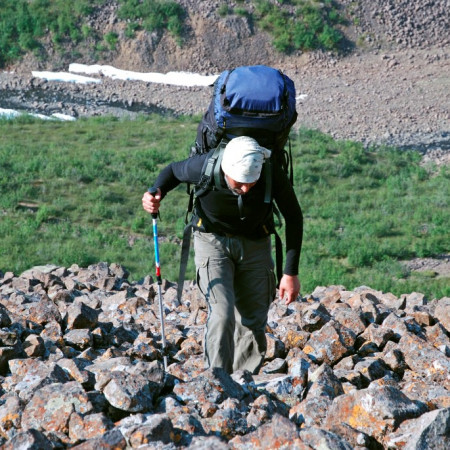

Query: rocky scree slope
left=0, top=263, right=449, bottom=448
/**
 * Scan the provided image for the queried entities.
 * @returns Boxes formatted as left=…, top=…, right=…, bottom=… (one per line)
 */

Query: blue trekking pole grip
left=148, top=187, right=168, bottom=370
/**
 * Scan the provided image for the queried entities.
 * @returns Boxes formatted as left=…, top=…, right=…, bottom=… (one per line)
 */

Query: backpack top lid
left=223, top=65, right=286, bottom=114
left=214, top=65, right=297, bottom=132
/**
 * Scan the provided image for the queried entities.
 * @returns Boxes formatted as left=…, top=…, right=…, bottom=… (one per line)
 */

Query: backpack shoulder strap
left=195, top=140, right=227, bottom=197
left=213, top=144, right=226, bottom=189
left=264, top=157, right=272, bottom=204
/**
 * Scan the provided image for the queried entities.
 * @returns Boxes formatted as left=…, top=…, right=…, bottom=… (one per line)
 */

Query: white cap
left=221, top=136, right=272, bottom=183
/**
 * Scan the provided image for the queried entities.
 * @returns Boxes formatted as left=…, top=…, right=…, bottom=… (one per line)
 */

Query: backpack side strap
left=177, top=220, right=193, bottom=302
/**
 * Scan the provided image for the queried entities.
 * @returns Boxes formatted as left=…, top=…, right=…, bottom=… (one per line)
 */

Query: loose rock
left=0, top=263, right=448, bottom=447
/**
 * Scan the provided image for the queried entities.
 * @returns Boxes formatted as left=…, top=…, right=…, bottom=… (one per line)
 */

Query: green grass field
left=1, top=115, right=448, bottom=299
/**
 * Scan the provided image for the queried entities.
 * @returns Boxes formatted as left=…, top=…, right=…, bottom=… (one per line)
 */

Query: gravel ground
left=289, top=46, right=450, bottom=160
left=1, top=45, right=449, bottom=164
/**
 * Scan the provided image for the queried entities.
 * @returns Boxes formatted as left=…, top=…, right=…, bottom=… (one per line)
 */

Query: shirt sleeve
left=272, top=163, right=303, bottom=276
left=151, top=154, right=207, bottom=198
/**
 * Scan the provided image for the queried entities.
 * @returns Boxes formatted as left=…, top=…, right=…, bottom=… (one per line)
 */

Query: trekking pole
left=148, top=187, right=168, bottom=371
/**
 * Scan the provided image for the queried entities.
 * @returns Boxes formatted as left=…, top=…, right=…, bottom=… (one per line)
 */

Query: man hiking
left=142, top=136, right=303, bottom=374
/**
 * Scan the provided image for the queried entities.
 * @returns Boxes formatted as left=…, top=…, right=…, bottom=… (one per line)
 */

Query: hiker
left=142, top=136, right=303, bottom=374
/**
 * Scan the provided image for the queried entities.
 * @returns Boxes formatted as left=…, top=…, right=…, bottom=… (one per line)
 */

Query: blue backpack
left=193, top=65, right=297, bottom=180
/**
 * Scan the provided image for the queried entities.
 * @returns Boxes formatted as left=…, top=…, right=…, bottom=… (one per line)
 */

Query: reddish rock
left=323, top=385, right=428, bottom=442
left=357, top=322, right=395, bottom=349
left=302, top=321, right=356, bottom=365
left=187, top=435, right=230, bottom=449
left=70, top=428, right=127, bottom=449
left=385, top=407, right=450, bottom=449
left=381, top=341, right=407, bottom=374
left=102, top=371, right=158, bottom=413
left=0, top=347, right=20, bottom=376
left=68, top=412, right=114, bottom=443
left=299, top=426, right=353, bottom=449
left=290, top=395, right=332, bottom=427
left=400, top=373, right=450, bottom=410
left=0, top=262, right=448, bottom=448
left=56, top=358, right=94, bottom=388
left=261, top=357, right=287, bottom=374
left=0, top=305, right=12, bottom=327
left=66, top=301, right=99, bottom=330
left=411, top=306, right=435, bottom=326
left=0, top=396, right=22, bottom=440
left=253, top=373, right=304, bottom=407
left=281, top=326, right=310, bottom=350
left=265, top=332, right=287, bottom=359
left=246, top=393, right=289, bottom=428
left=64, top=328, right=93, bottom=350
left=299, top=303, right=331, bottom=332
left=28, top=298, right=62, bottom=325
left=308, top=364, right=344, bottom=399
left=377, top=291, right=406, bottom=311
left=22, top=334, right=45, bottom=357
left=433, top=297, right=450, bottom=333
left=426, top=322, right=450, bottom=356
left=353, top=357, right=391, bottom=383
left=21, top=381, right=93, bottom=434
left=202, top=402, right=248, bottom=440
left=229, top=413, right=302, bottom=449
left=127, top=413, right=175, bottom=447
left=398, top=332, right=450, bottom=383
left=286, top=349, right=312, bottom=380
left=0, top=429, right=53, bottom=449
left=7, top=358, right=70, bottom=401
left=175, top=335, right=203, bottom=361
left=382, top=313, right=424, bottom=340
left=173, top=367, right=245, bottom=406
left=331, top=305, right=367, bottom=336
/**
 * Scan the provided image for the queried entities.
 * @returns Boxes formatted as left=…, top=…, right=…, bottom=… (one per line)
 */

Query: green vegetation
left=0, top=0, right=185, bottom=67
left=0, top=0, right=103, bottom=65
left=220, top=0, right=345, bottom=52
left=1, top=116, right=448, bottom=299
left=104, top=32, right=119, bottom=51
left=254, top=0, right=345, bottom=52
left=218, top=3, right=231, bottom=17
left=293, top=130, right=449, bottom=298
left=117, top=0, right=185, bottom=43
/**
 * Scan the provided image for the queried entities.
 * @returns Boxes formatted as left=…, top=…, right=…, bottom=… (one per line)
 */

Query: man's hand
left=278, top=274, right=300, bottom=305
left=142, top=189, right=161, bottom=215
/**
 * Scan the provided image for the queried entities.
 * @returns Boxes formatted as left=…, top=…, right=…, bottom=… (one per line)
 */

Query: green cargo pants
left=194, top=230, right=276, bottom=374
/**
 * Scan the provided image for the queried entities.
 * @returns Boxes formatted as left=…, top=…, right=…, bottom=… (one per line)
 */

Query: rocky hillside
left=8, top=0, right=450, bottom=73
left=0, top=263, right=449, bottom=448
left=1, top=3, right=449, bottom=448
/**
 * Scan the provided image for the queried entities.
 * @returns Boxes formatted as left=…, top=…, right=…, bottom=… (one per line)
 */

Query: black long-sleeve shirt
left=153, top=153, right=303, bottom=275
